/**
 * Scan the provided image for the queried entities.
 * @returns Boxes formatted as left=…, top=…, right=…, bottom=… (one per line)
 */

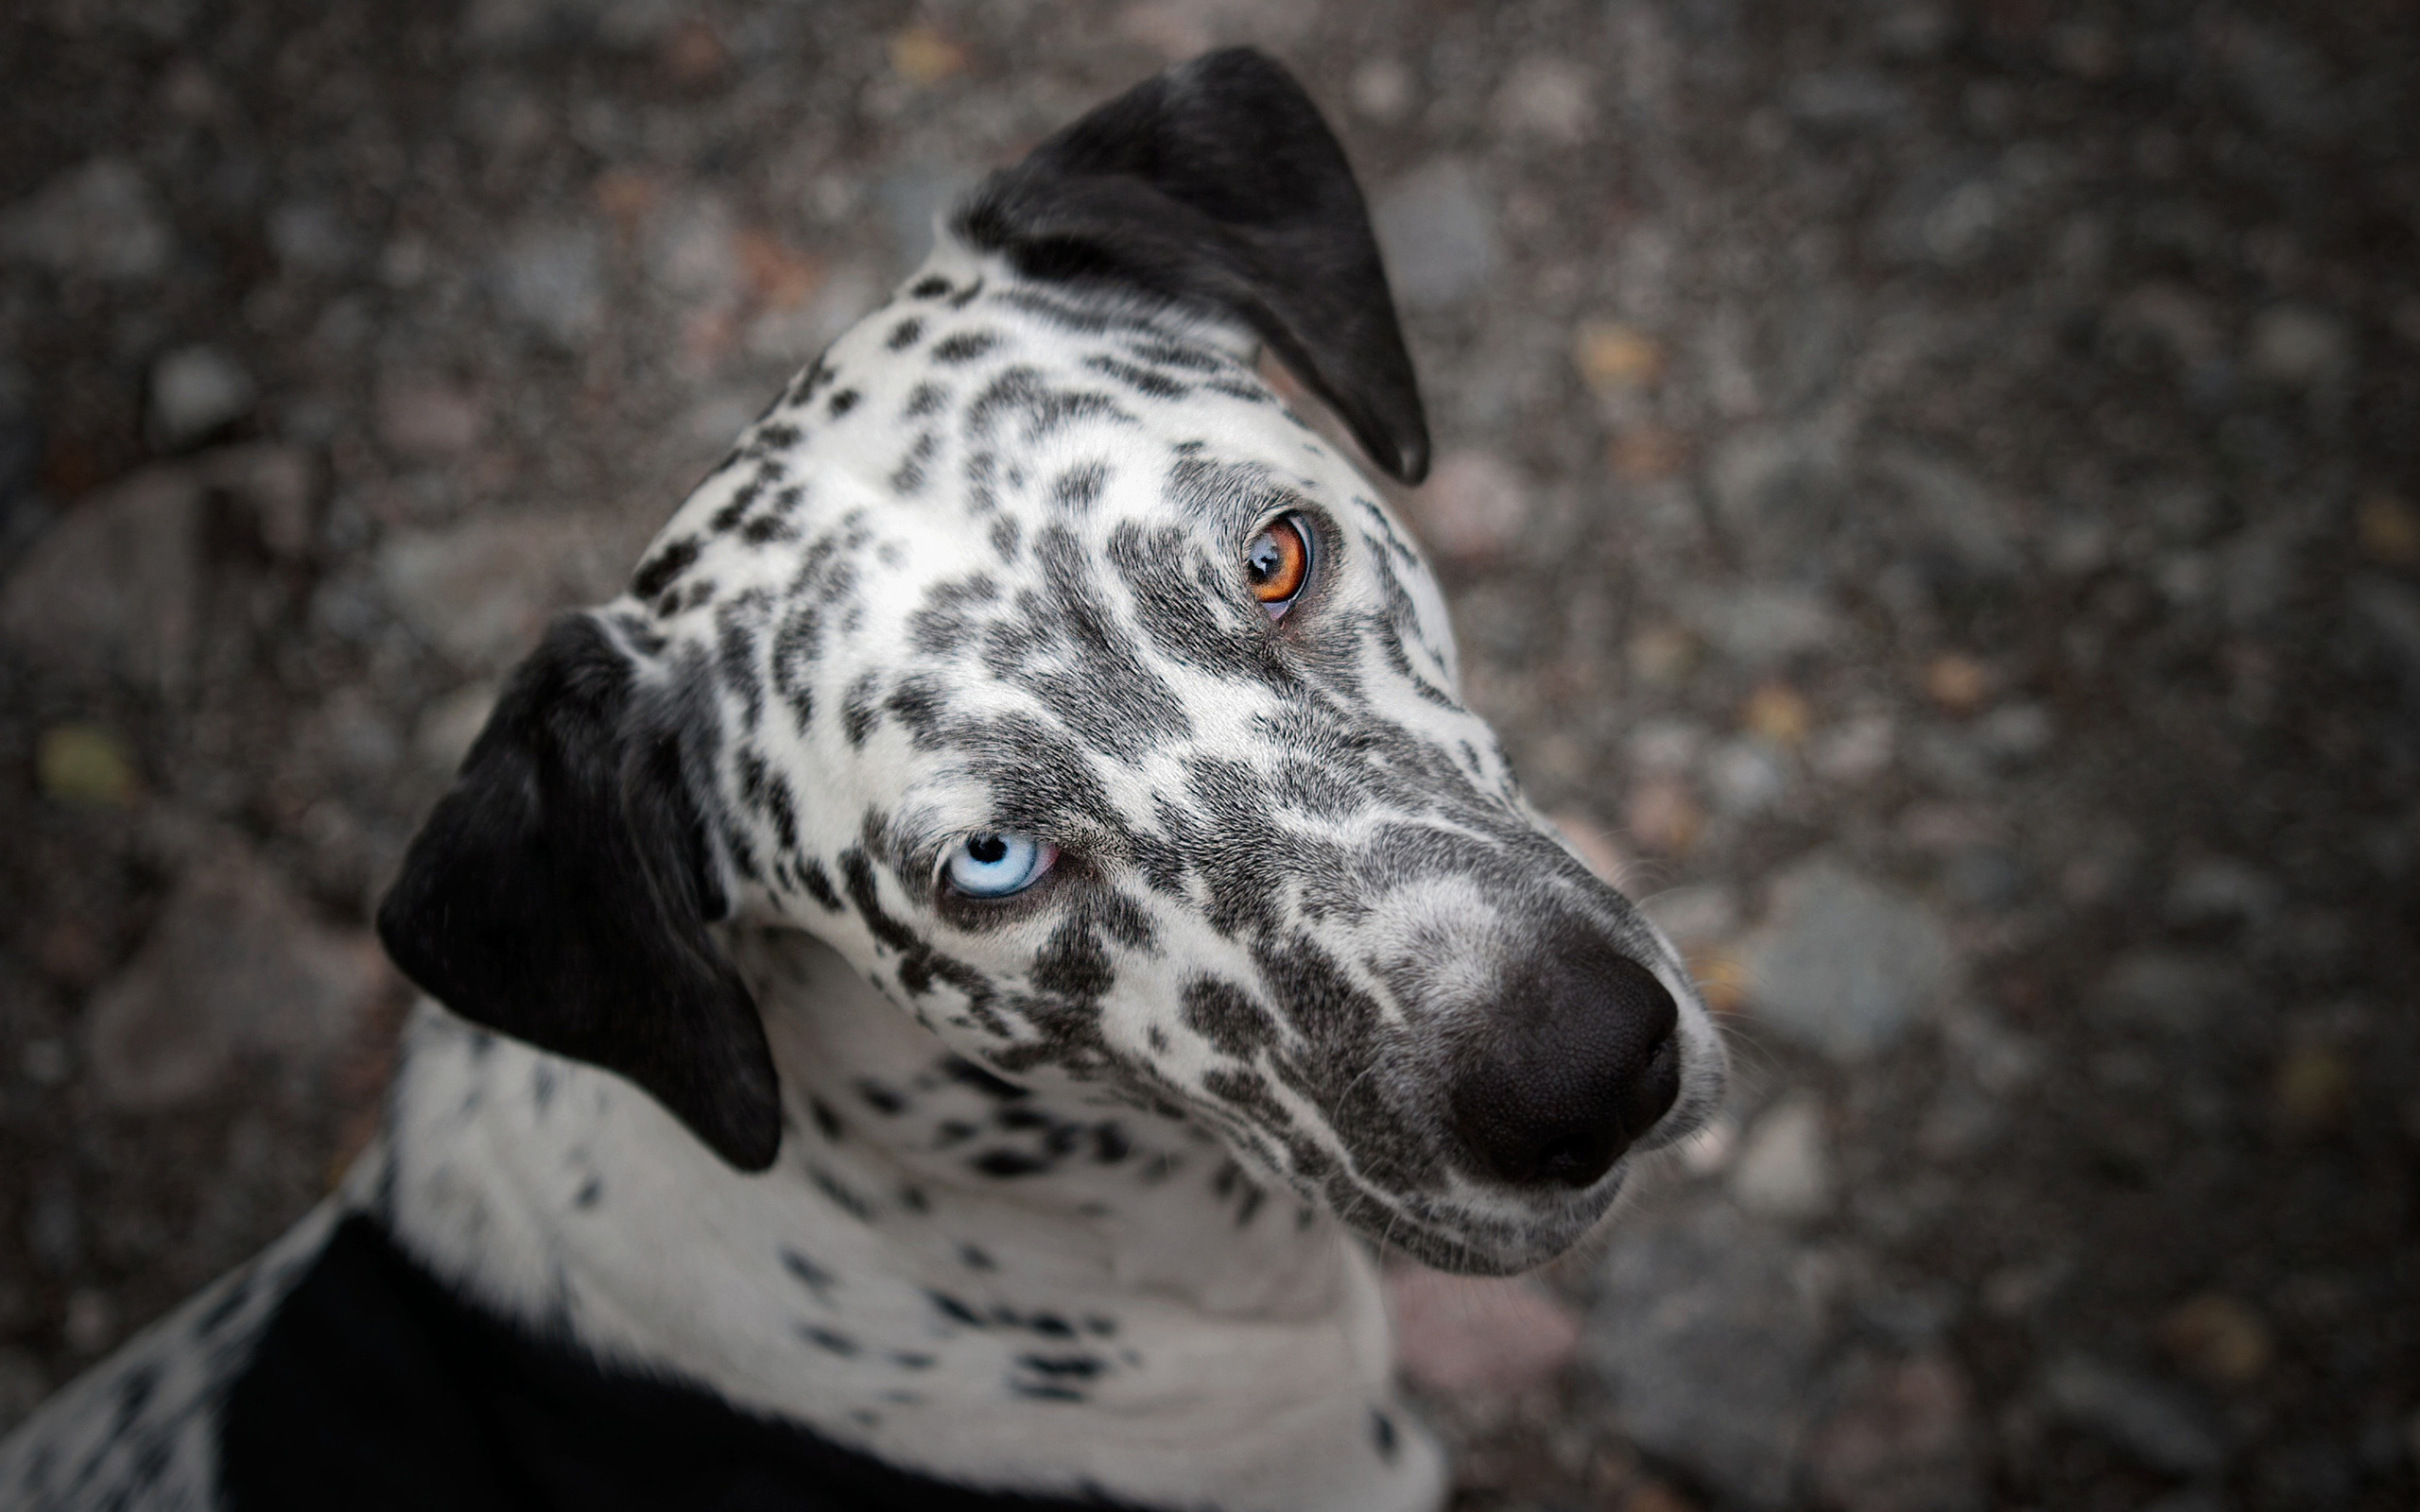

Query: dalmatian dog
left=0, top=48, right=1723, bottom=1512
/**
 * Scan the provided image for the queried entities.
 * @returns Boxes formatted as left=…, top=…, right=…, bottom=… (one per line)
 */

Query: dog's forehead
left=643, top=248, right=1418, bottom=617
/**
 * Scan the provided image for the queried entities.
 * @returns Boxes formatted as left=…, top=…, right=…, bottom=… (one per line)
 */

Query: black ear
left=376, top=614, right=782, bottom=1172
left=954, top=47, right=1431, bottom=484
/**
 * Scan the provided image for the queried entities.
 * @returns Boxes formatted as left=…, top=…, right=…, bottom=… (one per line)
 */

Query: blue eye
left=943, top=833, right=1057, bottom=899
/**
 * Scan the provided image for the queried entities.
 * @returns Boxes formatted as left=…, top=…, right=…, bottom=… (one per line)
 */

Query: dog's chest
left=370, top=999, right=1444, bottom=1512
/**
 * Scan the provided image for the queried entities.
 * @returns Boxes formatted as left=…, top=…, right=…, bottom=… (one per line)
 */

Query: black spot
left=631, top=537, right=700, bottom=601
left=574, top=1177, right=603, bottom=1210
left=1372, top=1408, right=1399, bottom=1460
left=841, top=673, right=883, bottom=747
left=1026, top=1314, right=1076, bottom=1339
left=808, top=1165, right=875, bottom=1221
left=903, top=382, right=947, bottom=419
left=908, top=275, right=952, bottom=299
left=855, top=1078, right=904, bottom=1115
left=947, top=278, right=985, bottom=308
left=827, top=388, right=860, bottom=418
left=808, top=1097, right=843, bottom=1141
left=798, top=1325, right=859, bottom=1357
left=959, top=1244, right=995, bottom=1271
left=1016, top=1354, right=1102, bottom=1379
left=927, top=1291, right=985, bottom=1327
left=989, top=515, right=1022, bottom=561
left=780, top=1247, right=836, bottom=1297
left=1009, top=1382, right=1086, bottom=1403
left=1083, top=352, right=1190, bottom=400
left=974, top=1148, right=1050, bottom=1178
left=799, top=858, right=842, bottom=913
left=1048, top=459, right=1108, bottom=512
left=1032, top=919, right=1114, bottom=1001
left=890, top=1351, right=936, bottom=1369
left=1092, top=1125, right=1131, bottom=1163
left=932, top=331, right=1001, bottom=364
left=1183, top=977, right=1279, bottom=1058
left=942, top=1057, right=1028, bottom=1100
left=889, top=430, right=939, bottom=495
left=886, top=318, right=925, bottom=351
left=1083, top=1315, right=1117, bottom=1336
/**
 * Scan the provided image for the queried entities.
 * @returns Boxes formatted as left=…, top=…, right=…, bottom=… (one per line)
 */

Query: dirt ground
left=1, top=1, right=2414, bottom=1508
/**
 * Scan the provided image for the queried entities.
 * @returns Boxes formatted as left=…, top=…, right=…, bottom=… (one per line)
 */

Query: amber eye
left=1244, top=515, right=1313, bottom=616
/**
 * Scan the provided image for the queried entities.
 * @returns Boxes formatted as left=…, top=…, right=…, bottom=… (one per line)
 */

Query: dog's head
left=379, top=49, right=1722, bottom=1274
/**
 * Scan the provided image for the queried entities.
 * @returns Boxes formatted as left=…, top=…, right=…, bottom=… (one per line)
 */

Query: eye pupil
left=967, top=834, right=1008, bottom=864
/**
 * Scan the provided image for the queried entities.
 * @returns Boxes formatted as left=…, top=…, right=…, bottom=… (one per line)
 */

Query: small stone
left=267, top=200, right=358, bottom=275
left=2273, top=1042, right=2354, bottom=1134
left=1706, top=739, right=1788, bottom=816
left=493, top=222, right=606, bottom=347
left=1811, top=715, right=1895, bottom=784
left=1741, top=855, right=1957, bottom=1062
left=1924, top=654, right=1992, bottom=714
left=1587, top=1200, right=1837, bottom=1507
left=1806, top=1354, right=1982, bottom=1512
left=2087, top=950, right=2243, bottom=1036
left=1674, top=585, right=1842, bottom=668
left=1385, top=1265, right=1582, bottom=1399
left=1972, top=702, right=2052, bottom=763
left=377, top=378, right=486, bottom=459
left=377, top=514, right=630, bottom=669
left=2357, top=494, right=2420, bottom=567
left=148, top=345, right=255, bottom=449
left=1740, top=682, right=1812, bottom=747
left=1575, top=319, right=1667, bottom=393
left=34, top=724, right=140, bottom=808
left=1492, top=57, right=1596, bottom=145
left=0, top=463, right=204, bottom=690
left=1404, top=450, right=1532, bottom=565
left=1730, top=1093, right=1834, bottom=1220
left=1621, top=775, right=1702, bottom=856
left=646, top=191, right=742, bottom=304
left=0, top=159, right=171, bottom=281
left=2038, top=1355, right=2227, bottom=1475
left=62, top=1290, right=114, bottom=1356
left=658, top=17, right=728, bottom=88
left=1372, top=160, right=1496, bottom=309
left=2165, top=857, right=2279, bottom=928
left=1349, top=58, right=1413, bottom=122
left=887, top=25, right=967, bottom=86
left=82, top=844, right=392, bottom=1111
left=2158, top=1294, right=2273, bottom=1387
left=2246, top=304, right=2349, bottom=387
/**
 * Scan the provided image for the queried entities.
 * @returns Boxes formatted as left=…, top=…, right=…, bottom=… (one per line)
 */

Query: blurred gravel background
left=1, top=1, right=2415, bottom=1508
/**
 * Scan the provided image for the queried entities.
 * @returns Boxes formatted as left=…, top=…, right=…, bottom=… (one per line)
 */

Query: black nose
left=1446, top=931, right=1682, bottom=1190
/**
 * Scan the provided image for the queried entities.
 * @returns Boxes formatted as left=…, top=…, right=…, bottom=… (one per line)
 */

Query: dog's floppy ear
left=377, top=613, right=781, bottom=1172
left=955, top=46, right=1431, bottom=484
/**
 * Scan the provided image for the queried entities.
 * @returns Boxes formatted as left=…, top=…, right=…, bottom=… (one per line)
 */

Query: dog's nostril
left=1446, top=942, right=1682, bottom=1192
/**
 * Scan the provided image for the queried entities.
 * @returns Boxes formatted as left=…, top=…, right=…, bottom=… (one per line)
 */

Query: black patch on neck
left=220, top=1214, right=1170, bottom=1511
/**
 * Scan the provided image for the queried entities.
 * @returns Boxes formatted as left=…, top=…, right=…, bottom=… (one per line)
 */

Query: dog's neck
left=370, top=932, right=1443, bottom=1512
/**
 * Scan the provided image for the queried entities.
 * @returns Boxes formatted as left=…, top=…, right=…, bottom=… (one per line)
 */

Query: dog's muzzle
left=1443, top=918, right=1683, bottom=1190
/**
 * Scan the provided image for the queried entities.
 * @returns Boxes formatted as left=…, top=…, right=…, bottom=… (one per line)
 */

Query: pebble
left=1706, top=738, right=1788, bottom=816
left=2037, top=1355, right=2227, bottom=1475
left=1403, top=450, right=1532, bottom=566
left=1673, top=584, right=1842, bottom=668
left=1740, top=855, right=1957, bottom=1062
left=1729, top=1093, right=1834, bottom=1220
left=1491, top=57, right=1596, bottom=145
left=1385, top=1265, right=1582, bottom=1400
left=376, top=513, right=630, bottom=668
left=1574, top=319, right=1666, bottom=394
left=1348, top=57, right=1413, bottom=122
left=2245, top=304, right=2350, bottom=387
left=2086, top=950, right=2243, bottom=1037
left=148, top=345, right=256, bottom=448
left=82, top=843, right=392, bottom=1111
left=1804, top=1354, right=1982, bottom=1512
left=0, top=158, right=171, bottom=281
left=1371, top=159, right=1496, bottom=309
left=1586, top=1199, right=1837, bottom=1507
left=33, top=724, right=140, bottom=808
left=0, top=462, right=204, bottom=690
left=492, top=221, right=606, bottom=346
left=2158, top=1294, right=2273, bottom=1387
left=376, top=378, right=487, bottom=459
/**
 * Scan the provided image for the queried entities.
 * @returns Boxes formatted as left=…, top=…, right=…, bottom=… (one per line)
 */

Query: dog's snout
left=1446, top=936, right=1682, bottom=1191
